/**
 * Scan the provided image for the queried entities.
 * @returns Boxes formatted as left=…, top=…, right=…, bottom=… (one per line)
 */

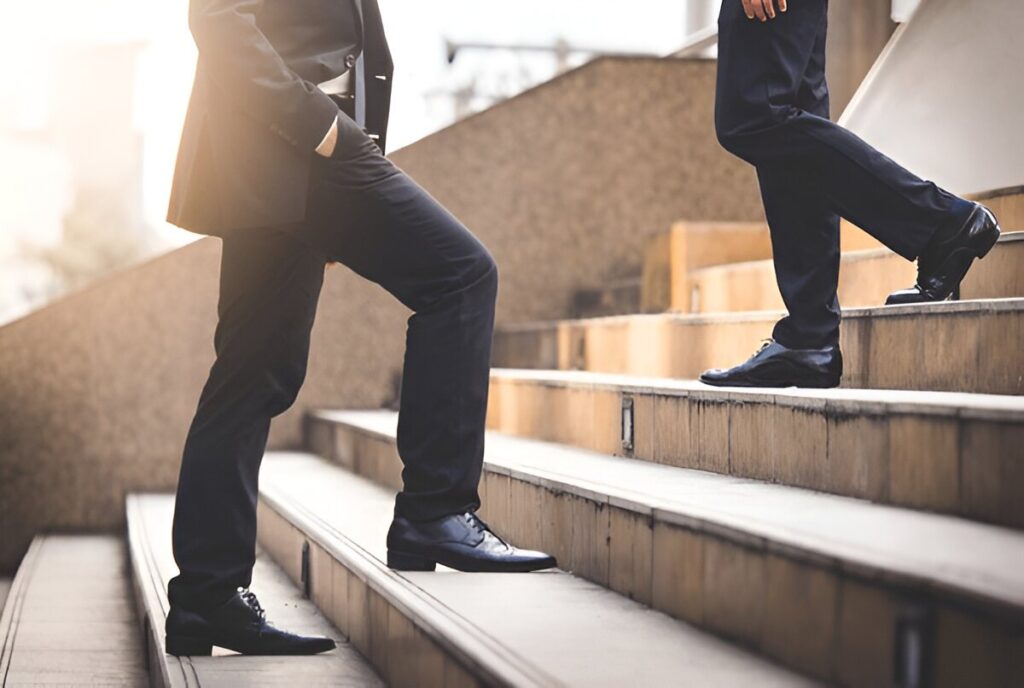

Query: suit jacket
left=167, top=0, right=393, bottom=235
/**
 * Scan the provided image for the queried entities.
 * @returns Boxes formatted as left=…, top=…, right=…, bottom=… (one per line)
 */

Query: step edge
left=125, top=494, right=197, bottom=688
left=495, top=297, right=1024, bottom=333
left=315, top=411, right=1024, bottom=624
left=258, top=484, right=557, bottom=688
left=489, top=368, right=1024, bottom=420
left=0, top=537, right=46, bottom=681
left=969, top=186, right=1024, bottom=202
left=687, top=230, right=1023, bottom=276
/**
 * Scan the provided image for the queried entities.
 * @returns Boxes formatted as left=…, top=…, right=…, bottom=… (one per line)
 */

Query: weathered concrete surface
left=389, top=57, right=765, bottom=322
left=0, top=57, right=761, bottom=572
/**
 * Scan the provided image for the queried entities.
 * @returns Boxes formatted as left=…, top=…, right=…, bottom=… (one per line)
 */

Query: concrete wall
left=841, top=0, right=1024, bottom=194
left=389, top=57, right=764, bottom=321
left=0, top=57, right=762, bottom=572
left=826, top=0, right=897, bottom=117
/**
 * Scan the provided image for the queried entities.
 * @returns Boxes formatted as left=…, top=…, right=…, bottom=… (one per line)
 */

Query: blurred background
left=0, top=0, right=748, bottom=324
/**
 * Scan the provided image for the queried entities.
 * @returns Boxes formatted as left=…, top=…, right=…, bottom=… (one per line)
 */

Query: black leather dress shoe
left=700, top=340, right=842, bottom=388
left=165, top=588, right=336, bottom=656
left=387, top=512, right=557, bottom=573
left=886, top=202, right=1001, bottom=305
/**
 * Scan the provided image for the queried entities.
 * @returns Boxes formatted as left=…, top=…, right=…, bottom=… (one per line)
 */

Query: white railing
left=668, top=24, right=719, bottom=59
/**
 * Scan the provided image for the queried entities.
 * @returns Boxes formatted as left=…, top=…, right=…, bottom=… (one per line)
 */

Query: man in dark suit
left=165, top=0, right=555, bottom=657
left=700, top=0, right=1001, bottom=388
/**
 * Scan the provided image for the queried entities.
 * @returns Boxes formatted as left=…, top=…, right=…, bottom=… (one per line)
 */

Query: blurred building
left=0, top=41, right=152, bottom=323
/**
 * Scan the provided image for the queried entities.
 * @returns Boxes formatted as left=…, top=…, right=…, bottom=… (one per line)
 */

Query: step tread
left=125, top=494, right=382, bottom=688
left=499, top=296, right=1024, bottom=331
left=317, top=410, right=1024, bottom=618
left=491, top=368, right=1024, bottom=419
left=0, top=579, right=10, bottom=617
left=687, top=230, right=1024, bottom=276
left=259, top=452, right=818, bottom=687
left=0, top=535, right=148, bottom=686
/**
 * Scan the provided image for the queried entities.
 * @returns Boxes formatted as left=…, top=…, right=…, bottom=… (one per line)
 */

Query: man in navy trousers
left=164, top=0, right=554, bottom=658
left=701, top=0, right=1001, bottom=388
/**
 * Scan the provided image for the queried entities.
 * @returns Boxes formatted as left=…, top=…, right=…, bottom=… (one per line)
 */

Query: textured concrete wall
left=0, top=240, right=410, bottom=572
left=389, top=57, right=764, bottom=322
left=0, top=57, right=762, bottom=572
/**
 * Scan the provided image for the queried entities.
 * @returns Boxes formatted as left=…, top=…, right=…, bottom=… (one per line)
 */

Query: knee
left=262, top=355, right=309, bottom=417
left=715, top=124, right=744, bottom=158
left=715, top=107, right=754, bottom=159
left=464, top=246, right=499, bottom=301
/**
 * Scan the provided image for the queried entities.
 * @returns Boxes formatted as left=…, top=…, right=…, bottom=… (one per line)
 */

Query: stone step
left=640, top=221, right=774, bottom=313
left=308, top=410, right=1024, bottom=688
left=125, top=494, right=382, bottom=688
left=482, top=370, right=1024, bottom=529
left=641, top=220, right=881, bottom=313
left=0, top=535, right=149, bottom=686
left=0, top=578, right=10, bottom=617
left=571, top=277, right=642, bottom=319
left=256, top=451, right=817, bottom=688
left=686, top=230, right=1023, bottom=314
left=976, top=186, right=1024, bottom=232
left=492, top=298, right=1024, bottom=395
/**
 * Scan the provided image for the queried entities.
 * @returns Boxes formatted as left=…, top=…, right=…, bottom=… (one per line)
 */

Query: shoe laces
left=465, top=512, right=507, bottom=545
left=239, top=588, right=266, bottom=621
left=753, top=339, right=773, bottom=356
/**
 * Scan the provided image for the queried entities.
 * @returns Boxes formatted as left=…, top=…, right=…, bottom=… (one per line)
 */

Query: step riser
left=641, top=222, right=776, bottom=313
left=493, top=305, right=1024, bottom=395
left=257, top=501, right=501, bottom=688
left=309, top=418, right=1022, bottom=688
left=485, top=378, right=1024, bottom=530
left=687, top=236, right=1023, bottom=314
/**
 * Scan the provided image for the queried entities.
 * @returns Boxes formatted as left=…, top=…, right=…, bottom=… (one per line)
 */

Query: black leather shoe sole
left=387, top=549, right=557, bottom=573
left=387, top=550, right=437, bottom=571
left=166, top=634, right=213, bottom=656
left=699, top=371, right=840, bottom=389
left=165, top=633, right=336, bottom=656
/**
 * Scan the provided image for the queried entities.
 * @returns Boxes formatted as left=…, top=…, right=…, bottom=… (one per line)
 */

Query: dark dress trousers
left=167, top=0, right=497, bottom=612
left=715, top=0, right=973, bottom=348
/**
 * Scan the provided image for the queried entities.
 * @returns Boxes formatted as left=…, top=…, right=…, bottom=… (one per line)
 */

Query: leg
left=298, top=140, right=496, bottom=522
left=760, top=167, right=842, bottom=348
left=168, top=228, right=325, bottom=612
left=289, top=129, right=554, bottom=573
left=755, top=10, right=841, bottom=348
left=715, top=0, right=973, bottom=262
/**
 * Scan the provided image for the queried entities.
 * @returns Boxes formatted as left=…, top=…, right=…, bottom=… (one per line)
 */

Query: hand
left=742, top=0, right=787, bottom=22
left=315, top=117, right=339, bottom=157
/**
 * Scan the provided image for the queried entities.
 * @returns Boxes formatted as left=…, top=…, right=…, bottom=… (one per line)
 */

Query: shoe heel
left=387, top=550, right=436, bottom=571
left=166, top=634, right=213, bottom=656
left=975, top=225, right=1001, bottom=258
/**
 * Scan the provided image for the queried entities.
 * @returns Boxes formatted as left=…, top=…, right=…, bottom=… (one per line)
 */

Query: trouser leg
left=760, top=164, right=843, bottom=347
left=297, top=129, right=497, bottom=522
left=168, top=229, right=325, bottom=611
left=751, top=9, right=842, bottom=347
left=715, top=0, right=972, bottom=265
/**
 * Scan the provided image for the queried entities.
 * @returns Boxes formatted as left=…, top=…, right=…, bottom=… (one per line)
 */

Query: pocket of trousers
left=329, top=110, right=375, bottom=162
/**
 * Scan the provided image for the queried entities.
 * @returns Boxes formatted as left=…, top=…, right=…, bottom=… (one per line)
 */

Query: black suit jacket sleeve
left=188, top=0, right=339, bottom=153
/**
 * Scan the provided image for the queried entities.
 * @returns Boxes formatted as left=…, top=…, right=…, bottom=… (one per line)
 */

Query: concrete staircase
left=1, top=188, right=1019, bottom=687
left=125, top=495, right=381, bottom=687
left=0, top=536, right=148, bottom=686
left=567, top=188, right=1023, bottom=318
left=285, top=186, right=1021, bottom=686
left=305, top=411, right=1023, bottom=687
